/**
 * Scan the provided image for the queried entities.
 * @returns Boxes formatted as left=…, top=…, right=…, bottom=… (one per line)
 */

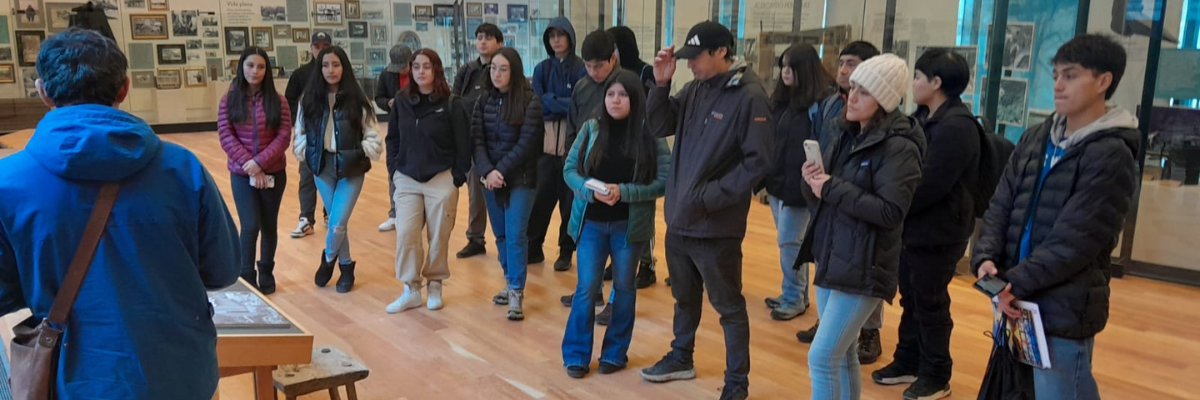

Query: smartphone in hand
left=973, top=274, right=1008, bottom=297
left=803, top=139, right=824, bottom=168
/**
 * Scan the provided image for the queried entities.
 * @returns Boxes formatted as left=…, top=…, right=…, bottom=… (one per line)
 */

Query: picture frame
left=0, top=48, right=12, bottom=62
left=997, top=77, right=1029, bottom=127
left=0, top=64, right=14, bottom=84
left=224, top=27, right=249, bottom=55
left=506, top=4, right=527, bottom=23
left=413, top=5, right=432, bottom=21
left=155, top=67, right=181, bottom=89
left=147, top=0, right=166, bottom=11
left=273, top=24, right=291, bottom=39
left=131, top=70, right=156, bottom=88
left=434, top=4, right=454, bottom=27
left=370, top=24, right=387, bottom=46
left=466, top=2, right=482, bottom=17
left=45, top=2, right=78, bottom=33
left=171, top=9, right=198, bottom=37
left=15, top=0, right=46, bottom=29
left=314, top=2, right=343, bottom=26
left=293, top=28, right=310, bottom=43
left=252, top=27, right=274, bottom=51
left=484, top=3, right=498, bottom=15
left=349, top=21, right=368, bottom=38
left=130, top=13, right=168, bottom=40
left=157, top=43, right=186, bottom=65
left=15, top=30, right=44, bottom=67
left=184, top=66, right=206, bottom=87
left=345, top=0, right=360, bottom=19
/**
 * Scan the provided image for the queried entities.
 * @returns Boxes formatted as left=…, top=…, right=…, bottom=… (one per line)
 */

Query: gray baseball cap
left=386, top=45, right=414, bottom=73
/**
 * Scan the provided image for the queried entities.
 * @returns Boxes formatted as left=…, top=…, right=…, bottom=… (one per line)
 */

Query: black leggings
left=230, top=171, right=288, bottom=271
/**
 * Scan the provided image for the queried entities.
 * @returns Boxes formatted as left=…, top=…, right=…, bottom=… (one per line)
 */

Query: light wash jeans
left=768, top=196, right=810, bottom=310
left=483, top=187, right=536, bottom=290
left=1033, top=336, right=1100, bottom=399
left=314, top=162, right=365, bottom=264
left=808, top=286, right=883, bottom=400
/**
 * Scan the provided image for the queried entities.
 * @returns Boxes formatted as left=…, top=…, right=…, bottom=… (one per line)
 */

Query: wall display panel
left=393, top=2, right=411, bottom=25
left=276, top=44, right=297, bottom=69
left=0, top=16, right=9, bottom=43
left=285, top=0, right=306, bottom=21
left=128, top=42, right=155, bottom=69
left=349, top=40, right=363, bottom=60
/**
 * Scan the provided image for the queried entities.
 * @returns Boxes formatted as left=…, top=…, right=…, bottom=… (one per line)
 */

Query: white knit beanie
left=849, top=53, right=909, bottom=112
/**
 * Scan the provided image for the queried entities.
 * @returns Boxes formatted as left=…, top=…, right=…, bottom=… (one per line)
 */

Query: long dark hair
left=402, top=48, right=451, bottom=101
left=300, top=46, right=374, bottom=134
left=228, top=46, right=282, bottom=129
left=578, top=74, right=657, bottom=184
left=772, top=43, right=836, bottom=111
left=483, top=47, right=531, bottom=125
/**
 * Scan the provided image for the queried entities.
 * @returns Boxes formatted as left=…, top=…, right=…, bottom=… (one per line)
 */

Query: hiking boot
left=386, top=285, right=423, bottom=314
left=639, top=353, right=696, bottom=383
left=314, top=251, right=334, bottom=287
left=457, top=242, right=486, bottom=258
left=635, top=262, right=656, bottom=289
left=770, top=304, right=806, bottom=321
left=858, top=328, right=882, bottom=364
left=872, top=362, right=918, bottom=385
left=561, top=292, right=604, bottom=308
left=426, top=281, right=444, bottom=310
left=528, top=247, right=545, bottom=264
left=595, top=303, right=613, bottom=325
left=566, top=365, right=588, bottom=379
left=257, top=261, right=276, bottom=295
left=290, top=217, right=314, bottom=238
left=764, top=295, right=783, bottom=309
left=719, top=385, right=749, bottom=400
left=507, top=289, right=524, bottom=321
left=902, top=378, right=952, bottom=400
left=796, top=320, right=820, bottom=343
left=335, top=262, right=356, bottom=293
left=553, top=251, right=574, bottom=271
left=598, top=361, right=624, bottom=374
left=492, top=289, right=509, bottom=305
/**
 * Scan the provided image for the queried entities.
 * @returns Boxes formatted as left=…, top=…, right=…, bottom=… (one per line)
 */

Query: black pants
left=665, top=233, right=750, bottom=388
left=231, top=171, right=288, bottom=272
left=528, top=154, right=575, bottom=253
left=893, top=242, right=969, bottom=384
left=297, top=159, right=326, bottom=221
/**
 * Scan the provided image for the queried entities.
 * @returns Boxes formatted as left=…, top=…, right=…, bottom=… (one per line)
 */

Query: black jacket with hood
left=797, top=110, right=927, bottom=302
left=971, top=108, right=1139, bottom=339
left=646, top=59, right=774, bottom=239
left=904, top=97, right=981, bottom=247
left=608, top=26, right=656, bottom=92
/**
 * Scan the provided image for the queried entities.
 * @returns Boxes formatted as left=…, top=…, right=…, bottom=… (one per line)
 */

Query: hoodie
left=972, top=106, right=1139, bottom=338
left=646, top=58, right=775, bottom=239
left=533, top=17, right=586, bottom=124
left=0, top=105, right=241, bottom=399
left=608, top=26, right=655, bottom=92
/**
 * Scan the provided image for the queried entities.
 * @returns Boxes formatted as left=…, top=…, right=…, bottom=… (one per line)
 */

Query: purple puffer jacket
left=217, top=91, right=292, bottom=175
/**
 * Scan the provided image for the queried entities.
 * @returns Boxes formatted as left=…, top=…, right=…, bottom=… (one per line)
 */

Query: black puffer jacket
left=763, top=100, right=819, bottom=207
left=302, top=101, right=373, bottom=178
left=904, top=98, right=981, bottom=246
left=472, top=87, right=544, bottom=189
left=798, top=110, right=926, bottom=302
left=971, top=112, right=1139, bottom=339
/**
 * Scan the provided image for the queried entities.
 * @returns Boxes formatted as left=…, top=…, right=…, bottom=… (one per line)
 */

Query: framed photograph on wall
left=252, top=27, right=274, bottom=51
left=130, top=14, right=168, bottom=40
left=370, top=24, right=387, bottom=46
left=224, top=27, right=249, bottom=55
left=147, top=0, right=167, bottom=11
left=172, top=9, right=198, bottom=37
left=157, top=43, right=186, bottom=65
left=131, top=70, right=156, bottom=88
left=506, top=4, right=526, bottom=22
left=484, top=3, right=498, bottom=15
left=15, top=0, right=46, bottom=29
left=184, top=66, right=206, bottom=87
left=466, top=2, right=482, bottom=17
left=314, top=2, right=343, bottom=25
left=413, top=5, right=432, bottom=22
left=293, top=27, right=310, bottom=43
left=346, top=0, right=360, bottom=19
left=997, top=77, right=1029, bottom=127
left=15, top=31, right=44, bottom=67
left=0, top=48, right=12, bottom=62
left=0, top=64, right=15, bottom=84
left=45, top=2, right=77, bottom=33
left=434, top=4, right=454, bottom=27
left=273, top=24, right=290, bottom=39
left=349, top=21, right=367, bottom=38
left=155, top=68, right=181, bottom=89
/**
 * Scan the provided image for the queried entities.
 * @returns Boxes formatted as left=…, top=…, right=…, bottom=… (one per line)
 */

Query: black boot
left=336, top=261, right=356, bottom=293
left=635, top=262, right=657, bottom=289
left=315, top=251, right=335, bottom=287
left=553, top=250, right=574, bottom=271
left=257, top=261, right=276, bottom=295
left=240, top=266, right=257, bottom=289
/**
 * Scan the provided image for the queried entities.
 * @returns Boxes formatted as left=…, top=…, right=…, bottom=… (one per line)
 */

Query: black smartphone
left=973, top=274, right=1008, bottom=297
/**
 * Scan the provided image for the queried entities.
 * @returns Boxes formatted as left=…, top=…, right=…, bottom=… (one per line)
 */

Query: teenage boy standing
left=455, top=23, right=504, bottom=259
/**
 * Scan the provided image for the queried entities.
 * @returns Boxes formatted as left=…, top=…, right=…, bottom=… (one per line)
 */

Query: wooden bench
left=272, top=346, right=369, bottom=400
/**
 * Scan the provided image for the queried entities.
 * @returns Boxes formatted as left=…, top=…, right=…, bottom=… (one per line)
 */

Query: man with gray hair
left=0, top=28, right=240, bottom=399
left=374, top=43, right=414, bottom=232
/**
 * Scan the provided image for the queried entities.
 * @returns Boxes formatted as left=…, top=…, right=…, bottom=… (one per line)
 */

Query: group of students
left=0, top=21, right=1137, bottom=400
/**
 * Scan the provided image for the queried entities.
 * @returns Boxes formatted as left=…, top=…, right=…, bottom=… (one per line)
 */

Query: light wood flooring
left=6, top=129, right=1200, bottom=399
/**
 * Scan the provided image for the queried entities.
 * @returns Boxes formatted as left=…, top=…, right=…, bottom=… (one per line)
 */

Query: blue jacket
left=532, top=17, right=586, bottom=122
left=0, top=105, right=241, bottom=400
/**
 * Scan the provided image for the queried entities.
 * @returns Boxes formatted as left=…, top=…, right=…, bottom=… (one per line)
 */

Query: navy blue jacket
left=533, top=17, right=586, bottom=122
left=472, top=87, right=544, bottom=189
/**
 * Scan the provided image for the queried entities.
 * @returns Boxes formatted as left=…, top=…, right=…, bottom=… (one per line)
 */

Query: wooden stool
left=272, top=346, right=370, bottom=400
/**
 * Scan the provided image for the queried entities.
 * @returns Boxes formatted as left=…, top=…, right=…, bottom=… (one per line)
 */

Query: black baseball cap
left=674, top=21, right=734, bottom=59
left=311, top=31, right=332, bottom=46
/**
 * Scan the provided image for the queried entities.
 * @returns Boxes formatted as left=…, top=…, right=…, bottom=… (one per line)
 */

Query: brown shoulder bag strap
left=45, top=183, right=119, bottom=326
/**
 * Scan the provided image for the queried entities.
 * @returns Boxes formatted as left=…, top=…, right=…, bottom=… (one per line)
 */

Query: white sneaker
left=386, top=285, right=423, bottom=314
left=378, top=218, right=396, bottom=232
left=427, top=281, right=444, bottom=310
left=290, top=218, right=314, bottom=238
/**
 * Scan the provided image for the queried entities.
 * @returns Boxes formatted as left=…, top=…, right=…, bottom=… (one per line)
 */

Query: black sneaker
left=566, top=365, right=588, bottom=379
left=858, top=328, right=882, bottom=364
left=718, top=385, right=749, bottom=400
left=871, top=362, right=918, bottom=385
left=639, top=353, right=696, bottom=383
left=553, top=251, right=574, bottom=271
left=635, top=262, right=657, bottom=288
left=528, top=248, right=545, bottom=264
left=665, top=276, right=671, bottom=286
left=796, top=320, right=820, bottom=343
left=598, top=361, right=624, bottom=374
left=903, top=378, right=951, bottom=400
left=595, top=304, right=613, bottom=325
left=561, top=292, right=604, bottom=308
left=602, top=264, right=613, bottom=281
left=457, top=242, right=486, bottom=258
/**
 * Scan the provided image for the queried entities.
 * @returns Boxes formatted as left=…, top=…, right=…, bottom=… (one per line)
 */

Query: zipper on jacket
left=253, top=97, right=260, bottom=156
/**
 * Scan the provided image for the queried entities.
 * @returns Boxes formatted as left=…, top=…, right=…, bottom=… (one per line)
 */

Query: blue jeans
left=483, top=187, right=536, bottom=290
left=768, top=196, right=810, bottom=310
left=809, top=286, right=883, bottom=400
left=562, top=220, right=645, bottom=368
left=1033, top=336, right=1099, bottom=399
left=314, top=161, right=365, bottom=264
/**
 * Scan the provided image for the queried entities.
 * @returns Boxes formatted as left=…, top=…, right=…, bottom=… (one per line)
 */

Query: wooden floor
left=10, top=130, right=1200, bottom=399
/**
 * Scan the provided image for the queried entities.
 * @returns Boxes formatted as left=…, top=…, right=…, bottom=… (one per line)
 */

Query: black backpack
left=968, top=115, right=1016, bottom=218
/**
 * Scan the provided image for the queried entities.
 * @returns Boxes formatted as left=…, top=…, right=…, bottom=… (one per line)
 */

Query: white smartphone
left=585, top=178, right=610, bottom=195
left=803, top=139, right=824, bottom=168
left=249, top=175, right=276, bottom=188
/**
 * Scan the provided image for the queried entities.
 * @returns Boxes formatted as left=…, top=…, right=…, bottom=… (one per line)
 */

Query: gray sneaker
left=492, top=289, right=509, bottom=305
left=771, top=304, right=806, bottom=321
left=506, top=289, right=524, bottom=321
